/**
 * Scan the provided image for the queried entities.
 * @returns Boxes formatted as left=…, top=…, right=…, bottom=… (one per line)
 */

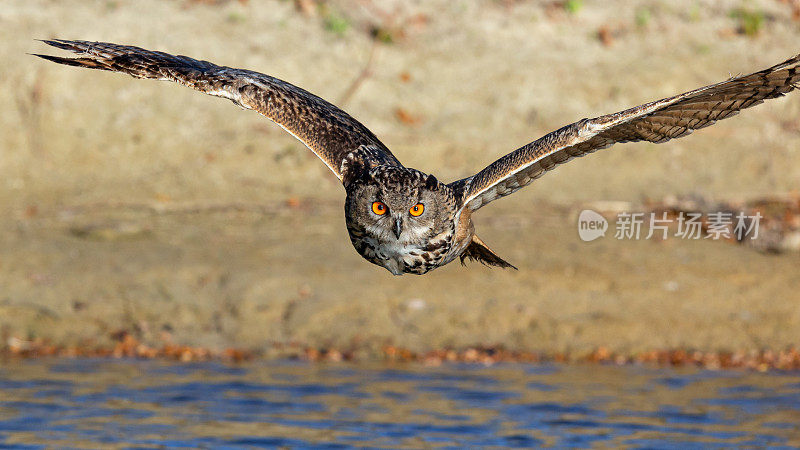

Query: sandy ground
left=1, top=0, right=799, bottom=358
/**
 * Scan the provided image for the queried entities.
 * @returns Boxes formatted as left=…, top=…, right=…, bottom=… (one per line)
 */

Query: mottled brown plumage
left=452, top=55, right=800, bottom=213
left=34, top=39, right=399, bottom=180
left=35, top=40, right=800, bottom=275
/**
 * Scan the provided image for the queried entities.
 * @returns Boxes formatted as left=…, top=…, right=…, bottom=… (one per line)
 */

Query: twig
left=355, top=0, right=398, bottom=24
left=338, top=40, right=379, bottom=106
left=15, top=69, right=45, bottom=155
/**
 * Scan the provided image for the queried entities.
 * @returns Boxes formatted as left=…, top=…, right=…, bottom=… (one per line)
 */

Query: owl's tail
left=459, top=235, right=517, bottom=270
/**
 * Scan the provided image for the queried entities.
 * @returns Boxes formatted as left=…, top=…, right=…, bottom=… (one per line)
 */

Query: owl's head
left=344, top=166, right=454, bottom=244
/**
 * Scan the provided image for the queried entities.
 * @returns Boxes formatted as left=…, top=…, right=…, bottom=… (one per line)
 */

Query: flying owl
left=35, top=40, right=800, bottom=275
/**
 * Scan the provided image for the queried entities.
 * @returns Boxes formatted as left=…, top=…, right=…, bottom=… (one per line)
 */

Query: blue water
left=0, top=359, right=798, bottom=448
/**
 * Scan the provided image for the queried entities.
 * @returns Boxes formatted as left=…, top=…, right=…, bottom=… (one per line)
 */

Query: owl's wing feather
left=34, top=39, right=399, bottom=181
left=453, top=53, right=800, bottom=212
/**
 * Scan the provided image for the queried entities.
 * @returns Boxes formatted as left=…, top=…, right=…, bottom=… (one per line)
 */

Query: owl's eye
left=371, top=201, right=387, bottom=215
left=409, top=203, right=424, bottom=217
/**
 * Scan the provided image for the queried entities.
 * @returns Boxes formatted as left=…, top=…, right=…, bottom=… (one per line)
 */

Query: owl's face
left=344, top=166, right=457, bottom=273
left=346, top=167, right=451, bottom=243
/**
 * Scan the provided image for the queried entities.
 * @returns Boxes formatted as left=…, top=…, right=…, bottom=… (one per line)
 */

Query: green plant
left=564, top=0, right=583, bottom=15
left=227, top=11, right=246, bottom=24
left=730, top=7, right=765, bottom=37
left=688, top=2, right=701, bottom=22
left=322, top=8, right=350, bottom=36
left=635, top=7, right=651, bottom=28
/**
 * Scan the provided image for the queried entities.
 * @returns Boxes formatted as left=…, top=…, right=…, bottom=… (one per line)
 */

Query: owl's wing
left=34, top=39, right=400, bottom=181
left=452, top=53, right=800, bottom=212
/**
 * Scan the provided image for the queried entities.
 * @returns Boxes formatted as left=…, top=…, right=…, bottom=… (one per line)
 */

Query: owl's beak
left=393, top=216, right=403, bottom=239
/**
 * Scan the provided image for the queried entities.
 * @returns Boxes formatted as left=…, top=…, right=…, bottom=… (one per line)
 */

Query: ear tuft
left=425, top=174, right=439, bottom=190
left=341, top=152, right=367, bottom=187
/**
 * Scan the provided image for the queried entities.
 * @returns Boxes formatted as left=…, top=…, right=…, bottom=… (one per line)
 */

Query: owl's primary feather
left=33, top=39, right=399, bottom=180
left=35, top=40, right=800, bottom=274
left=453, top=54, right=800, bottom=213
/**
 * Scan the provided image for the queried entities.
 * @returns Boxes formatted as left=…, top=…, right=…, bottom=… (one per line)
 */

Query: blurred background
left=2, top=0, right=799, bottom=361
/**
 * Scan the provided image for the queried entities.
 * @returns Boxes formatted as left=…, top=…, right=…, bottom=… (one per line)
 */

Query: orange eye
left=409, top=203, right=424, bottom=217
left=371, top=201, right=387, bottom=215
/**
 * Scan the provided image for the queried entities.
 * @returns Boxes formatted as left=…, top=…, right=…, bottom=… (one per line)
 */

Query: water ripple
left=0, top=360, right=797, bottom=447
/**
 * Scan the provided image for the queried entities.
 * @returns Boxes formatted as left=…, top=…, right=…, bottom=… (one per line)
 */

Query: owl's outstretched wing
left=452, top=53, right=800, bottom=212
left=34, top=39, right=399, bottom=181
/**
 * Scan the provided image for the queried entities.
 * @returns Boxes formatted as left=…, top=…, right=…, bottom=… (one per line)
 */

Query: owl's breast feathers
left=345, top=219, right=455, bottom=275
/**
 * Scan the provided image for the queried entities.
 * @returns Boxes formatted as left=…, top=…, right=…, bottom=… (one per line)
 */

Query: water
left=0, top=359, right=799, bottom=448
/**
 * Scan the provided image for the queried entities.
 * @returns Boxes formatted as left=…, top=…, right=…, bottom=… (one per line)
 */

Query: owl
left=36, top=40, right=800, bottom=275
